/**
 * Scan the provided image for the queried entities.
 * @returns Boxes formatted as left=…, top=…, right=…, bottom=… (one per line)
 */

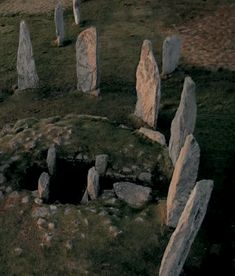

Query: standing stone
left=167, top=134, right=200, bottom=228
left=38, top=172, right=50, bottom=201
left=162, top=35, right=181, bottom=75
left=54, top=1, right=65, bottom=46
left=73, top=0, right=80, bottom=25
left=76, top=27, right=99, bottom=94
left=159, top=180, right=214, bottom=276
left=46, top=145, right=56, bottom=176
left=169, top=76, right=197, bottom=165
left=17, top=20, right=39, bottom=90
left=134, top=40, right=161, bottom=128
left=87, top=167, right=100, bottom=200
left=95, top=154, right=109, bottom=176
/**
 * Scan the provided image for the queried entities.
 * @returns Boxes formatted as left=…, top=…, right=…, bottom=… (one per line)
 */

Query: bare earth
left=0, top=1, right=234, bottom=71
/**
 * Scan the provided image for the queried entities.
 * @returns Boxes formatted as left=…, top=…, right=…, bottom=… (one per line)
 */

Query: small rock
left=122, top=167, right=132, bottom=174
left=84, top=218, right=89, bottom=226
left=65, top=240, right=73, bottom=250
left=22, top=196, right=29, bottom=204
left=64, top=207, right=71, bottom=215
left=34, top=198, right=43, bottom=205
left=49, top=205, right=58, bottom=214
left=14, top=247, right=23, bottom=256
left=135, top=217, right=144, bottom=223
left=138, top=172, right=152, bottom=184
left=37, top=218, right=47, bottom=228
left=48, top=222, right=55, bottom=230
left=138, top=127, right=166, bottom=146
left=32, top=207, right=49, bottom=218
left=5, top=186, right=12, bottom=193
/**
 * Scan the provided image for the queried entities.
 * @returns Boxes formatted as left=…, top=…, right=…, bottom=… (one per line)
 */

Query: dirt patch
left=164, top=4, right=235, bottom=71
left=0, top=0, right=72, bottom=15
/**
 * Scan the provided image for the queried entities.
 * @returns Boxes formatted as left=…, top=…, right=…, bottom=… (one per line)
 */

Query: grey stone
left=32, top=207, right=49, bottom=218
left=73, top=0, right=80, bottom=25
left=80, top=189, right=89, bottom=204
left=22, top=196, right=29, bottom=204
left=14, top=247, right=23, bottom=256
left=95, top=154, right=108, bottom=176
left=49, top=205, right=58, bottom=214
left=54, top=1, right=65, bottom=46
left=167, top=134, right=200, bottom=227
left=46, top=145, right=56, bottom=175
left=138, top=127, right=166, bottom=146
left=138, top=172, right=152, bottom=184
left=113, top=182, right=152, bottom=208
left=87, top=167, right=100, bottom=200
left=162, top=35, right=181, bottom=75
left=134, top=40, right=161, bottom=128
left=38, top=172, right=50, bottom=201
left=169, top=77, right=197, bottom=165
left=5, top=186, right=12, bottom=193
left=76, top=27, right=99, bottom=93
left=17, top=20, right=39, bottom=90
left=159, top=180, right=213, bottom=276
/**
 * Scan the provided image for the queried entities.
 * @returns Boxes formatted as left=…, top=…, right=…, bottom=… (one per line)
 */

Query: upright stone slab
left=167, top=134, right=200, bottom=227
left=38, top=172, right=50, bottom=201
left=73, top=0, right=80, bottom=25
left=87, top=167, right=100, bottom=200
left=169, top=76, right=197, bottom=165
left=54, top=1, right=65, bottom=46
left=95, top=154, right=108, bottom=176
left=46, top=145, right=56, bottom=176
left=159, top=180, right=214, bottom=276
left=134, top=40, right=161, bottom=128
left=162, top=35, right=181, bottom=75
left=17, top=20, right=39, bottom=90
left=76, top=27, right=99, bottom=94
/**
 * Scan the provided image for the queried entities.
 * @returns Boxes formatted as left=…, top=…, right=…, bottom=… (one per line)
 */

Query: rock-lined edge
left=159, top=180, right=214, bottom=276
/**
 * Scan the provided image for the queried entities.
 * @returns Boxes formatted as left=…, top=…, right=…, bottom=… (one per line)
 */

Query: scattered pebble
left=14, top=247, right=23, bottom=256
left=22, top=196, right=29, bottom=204
left=135, top=217, right=144, bottom=223
left=48, top=222, right=55, bottom=230
left=49, top=205, right=58, bottom=214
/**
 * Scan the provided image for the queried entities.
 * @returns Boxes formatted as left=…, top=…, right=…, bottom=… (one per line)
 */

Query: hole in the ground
left=49, top=158, right=93, bottom=204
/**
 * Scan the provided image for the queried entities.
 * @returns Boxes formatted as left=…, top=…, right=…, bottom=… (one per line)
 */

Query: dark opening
left=49, top=158, right=92, bottom=204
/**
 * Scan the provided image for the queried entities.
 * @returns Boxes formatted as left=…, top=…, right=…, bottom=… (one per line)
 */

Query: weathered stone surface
left=87, top=167, right=100, bottom=200
left=73, top=0, right=80, bottom=25
left=169, top=76, right=197, bottom=165
left=54, top=1, right=65, bottom=46
left=159, top=180, right=214, bottom=276
left=138, top=127, right=166, bottom=146
left=167, top=134, right=200, bottom=227
left=134, top=40, right=161, bottom=128
left=17, top=20, right=39, bottom=90
left=46, top=145, right=56, bottom=175
left=32, top=207, right=50, bottom=218
left=38, top=172, right=50, bottom=201
left=162, top=35, right=181, bottom=75
left=80, top=189, right=89, bottom=204
left=113, top=182, right=152, bottom=208
left=95, top=154, right=108, bottom=176
left=138, top=172, right=152, bottom=184
left=76, top=27, right=99, bottom=93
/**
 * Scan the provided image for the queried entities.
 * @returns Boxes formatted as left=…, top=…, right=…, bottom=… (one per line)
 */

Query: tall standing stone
left=46, top=145, right=57, bottom=176
left=76, top=27, right=99, bottom=94
left=73, top=0, right=80, bottom=25
left=159, top=180, right=214, bottom=276
left=167, top=134, right=200, bottom=228
left=38, top=172, right=50, bottom=201
left=55, top=1, right=65, bottom=46
left=169, top=76, right=197, bottom=165
left=134, top=40, right=161, bottom=128
left=162, top=35, right=181, bottom=75
left=17, top=20, right=39, bottom=90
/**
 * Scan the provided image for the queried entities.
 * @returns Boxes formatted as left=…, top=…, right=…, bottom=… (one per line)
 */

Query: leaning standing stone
left=95, top=154, right=109, bottom=176
left=162, top=35, right=181, bottom=75
left=54, top=1, right=65, bottom=46
left=46, top=145, right=56, bottom=176
left=169, top=76, right=197, bottom=165
left=87, top=167, right=100, bottom=200
left=73, top=0, right=80, bottom=25
left=17, top=20, right=39, bottom=90
left=134, top=40, right=161, bottom=128
left=76, top=27, right=99, bottom=94
left=159, top=180, right=214, bottom=276
left=166, top=134, right=200, bottom=228
left=38, top=172, right=50, bottom=201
